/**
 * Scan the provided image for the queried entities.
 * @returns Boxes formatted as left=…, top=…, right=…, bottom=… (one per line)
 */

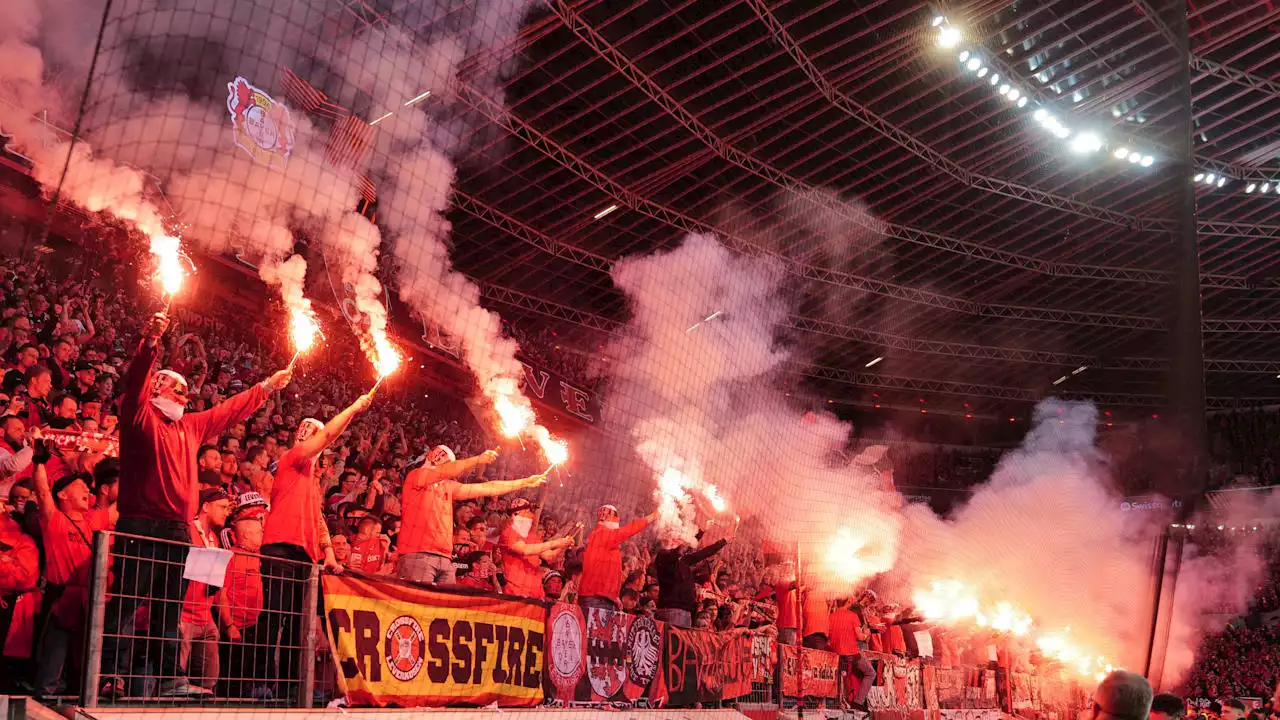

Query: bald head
left=1092, top=671, right=1152, bottom=720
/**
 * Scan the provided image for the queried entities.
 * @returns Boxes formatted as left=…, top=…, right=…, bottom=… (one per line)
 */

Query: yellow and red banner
left=323, top=575, right=546, bottom=708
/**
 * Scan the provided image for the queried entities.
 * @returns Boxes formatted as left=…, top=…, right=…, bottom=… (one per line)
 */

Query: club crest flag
left=227, top=77, right=296, bottom=168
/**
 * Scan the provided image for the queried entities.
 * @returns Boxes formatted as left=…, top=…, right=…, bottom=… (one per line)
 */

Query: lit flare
left=915, top=578, right=1113, bottom=681
left=289, top=305, right=320, bottom=357
left=149, top=234, right=185, bottom=297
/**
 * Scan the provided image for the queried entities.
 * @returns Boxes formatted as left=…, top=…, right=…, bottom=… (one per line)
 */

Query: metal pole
left=1147, top=0, right=1203, bottom=687
left=299, top=565, right=321, bottom=709
left=81, top=530, right=112, bottom=707
left=795, top=544, right=804, bottom=717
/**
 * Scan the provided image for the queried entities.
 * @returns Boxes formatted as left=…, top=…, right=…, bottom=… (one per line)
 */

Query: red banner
left=666, top=627, right=754, bottom=705
left=779, top=644, right=839, bottom=699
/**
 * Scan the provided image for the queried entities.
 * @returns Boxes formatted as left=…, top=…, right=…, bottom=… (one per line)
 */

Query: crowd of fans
left=5, top=240, right=1280, bottom=707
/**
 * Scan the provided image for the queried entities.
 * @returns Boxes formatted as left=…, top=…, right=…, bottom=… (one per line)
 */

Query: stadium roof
left=425, top=0, right=1280, bottom=415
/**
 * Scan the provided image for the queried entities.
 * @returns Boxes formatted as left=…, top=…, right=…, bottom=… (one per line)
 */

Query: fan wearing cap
left=100, top=312, right=292, bottom=699
left=259, top=392, right=373, bottom=693
left=499, top=498, right=575, bottom=599
left=579, top=504, right=658, bottom=612
left=68, top=360, right=98, bottom=402
left=30, top=443, right=116, bottom=698
left=180, top=487, right=233, bottom=692
left=398, top=446, right=547, bottom=586
left=218, top=494, right=267, bottom=698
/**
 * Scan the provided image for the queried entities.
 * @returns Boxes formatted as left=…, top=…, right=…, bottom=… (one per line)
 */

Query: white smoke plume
left=0, top=0, right=396, bottom=363
left=326, top=1, right=555, bottom=448
left=891, top=400, right=1155, bottom=669
left=603, top=233, right=902, bottom=591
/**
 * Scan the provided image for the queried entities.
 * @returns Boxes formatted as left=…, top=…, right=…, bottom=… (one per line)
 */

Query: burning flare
left=149, top=234, right=185, bottom=296
left=702, top=483, right=727, bottom=512
left=825, top=528, right=882, bottom=585
left=492, top=385, right=536, bottom=438
left=290, top=305, right=320, bottom=355
left=371, top=334, right=401, bottom=378
left=914, top=578, right=1113, bottom=680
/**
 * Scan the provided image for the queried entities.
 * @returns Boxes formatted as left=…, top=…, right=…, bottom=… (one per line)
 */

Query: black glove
left=32, top=439, right=51, bottom=466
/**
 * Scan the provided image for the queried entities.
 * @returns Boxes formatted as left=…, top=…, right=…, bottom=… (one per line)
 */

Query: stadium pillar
left=1146, top=0, right=1204, bottom=690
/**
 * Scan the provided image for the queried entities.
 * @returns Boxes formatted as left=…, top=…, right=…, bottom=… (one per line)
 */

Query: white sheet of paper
left=914, top=630, right=934, bottom=658
left=183, top=547, right=233, bottom=588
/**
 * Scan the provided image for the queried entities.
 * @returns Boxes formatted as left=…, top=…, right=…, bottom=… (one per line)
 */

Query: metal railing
left=81, top=531, right=321, bottom=708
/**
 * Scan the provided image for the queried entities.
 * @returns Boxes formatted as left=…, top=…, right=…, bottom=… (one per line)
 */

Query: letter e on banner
left=559, top=381, right=594, bottom=422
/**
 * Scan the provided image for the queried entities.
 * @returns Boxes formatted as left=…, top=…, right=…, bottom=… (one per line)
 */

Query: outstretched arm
left=188, top=366, right=291, bottom=441
left=294, top=393, right=373, bottom=460
left=121, top=314, right=167, bottom=425
left=31, top=441, right=56, bottom=526
left=431, top=449, right=499, bottom=480
left=454, top=472, right=547, bottom=501
left=506, top=534, right=574, bottom=557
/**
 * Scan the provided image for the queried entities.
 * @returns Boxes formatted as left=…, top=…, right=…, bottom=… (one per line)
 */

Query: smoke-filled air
left=2, top=0, right=1271, bottom=696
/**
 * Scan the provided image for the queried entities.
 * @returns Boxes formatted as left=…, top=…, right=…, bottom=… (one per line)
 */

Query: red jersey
left=223, top=550, right=263, bottom=629
left=755, top=582, right=798, bottom=630
left=803, top=588, right=830, bottom=637
left=347, top=537, right=384, bottom=573
left=0, top=515, right=39, bottom=659
left=119, top=341, right=268, bottom=522
left=40, top=508, right=112, bottom=586
left=398, top=472, right=459, bottom=557
left=499, top=525, right=545, bottom=599
left=579, top=518, right=650, bottom=604
left=827, top=606, right=864, bottom=656
left=261, top=446, right=325, bottom=561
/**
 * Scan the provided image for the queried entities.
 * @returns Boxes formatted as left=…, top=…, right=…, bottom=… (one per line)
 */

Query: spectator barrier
left=84, top=531, right=320, bottom=707
left=82, top=531, right=1091, bottom=715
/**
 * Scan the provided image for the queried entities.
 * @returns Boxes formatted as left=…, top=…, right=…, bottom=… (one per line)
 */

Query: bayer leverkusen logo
left=384, top=615, right=426, bottom=682
left=226, top=76, right=296, bottom=169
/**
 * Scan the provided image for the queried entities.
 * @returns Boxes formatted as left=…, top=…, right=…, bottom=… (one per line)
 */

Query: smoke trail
left=602, top=233, right=902, bottom=591
left=327, top=1, right=558, bottom=450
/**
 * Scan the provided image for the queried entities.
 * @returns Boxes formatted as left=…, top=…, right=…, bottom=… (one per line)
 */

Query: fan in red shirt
left=101, top=313, right=292, bottom=699
left=579, top=504, right=657, bottom=612
left=755, top=562, right=800, bottom=645
left=258, top=391, right=373, bottom=696
left=0, top=501, right=40, bottom=689
left=829, top=594, right=876, bottom=710
left=181, top=487, right=233, bottom=691
left=497, top=499, right=575, bottom=599
left=347, top=516, right=387, bottom=574
left=31, top=450, right=116, bottom=698
left=396, top=446, right=547, bottom=586
left=218, top=499, right=266, bottom=698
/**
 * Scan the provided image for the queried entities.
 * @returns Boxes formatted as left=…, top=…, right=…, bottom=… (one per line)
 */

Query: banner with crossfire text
left=324, top=575, right=547, bottom=708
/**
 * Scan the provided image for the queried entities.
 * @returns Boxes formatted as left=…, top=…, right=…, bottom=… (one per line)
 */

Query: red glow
left=1152, top=413, right=1159, bottom=419
left=874, top=404, right=881, bottom=409
left=921, top=409, right=928, bottom=414
left=1009, top=417, right=1016, bottom=422
left=964, top=413, right=972, bottom=419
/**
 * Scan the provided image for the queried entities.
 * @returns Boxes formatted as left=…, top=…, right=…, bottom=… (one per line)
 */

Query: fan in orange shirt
left=397, top=446, right=548, bottom=586
left=498, top=499, right=575, bottom=599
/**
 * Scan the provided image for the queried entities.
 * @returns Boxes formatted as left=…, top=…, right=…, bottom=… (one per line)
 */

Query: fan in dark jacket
left=654, top=533, right=727, bottom=628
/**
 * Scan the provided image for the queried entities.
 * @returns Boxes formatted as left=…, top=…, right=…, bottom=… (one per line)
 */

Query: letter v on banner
left=520, top=361, right=550, bottom=400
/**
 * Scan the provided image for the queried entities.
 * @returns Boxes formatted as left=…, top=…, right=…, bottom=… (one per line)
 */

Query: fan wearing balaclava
left=98, top=312, right=293, bottom=699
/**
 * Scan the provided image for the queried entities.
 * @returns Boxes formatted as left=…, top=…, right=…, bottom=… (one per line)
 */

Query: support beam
left=455, top=79, right=1173, bottom=328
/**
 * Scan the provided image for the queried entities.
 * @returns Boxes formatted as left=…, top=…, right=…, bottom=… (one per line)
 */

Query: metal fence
left=82, top=530, right=323, bottom=708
